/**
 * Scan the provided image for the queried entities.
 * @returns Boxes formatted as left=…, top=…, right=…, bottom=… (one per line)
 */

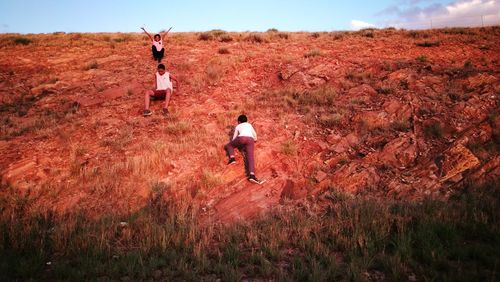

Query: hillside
left=0, top=27, right=499, bottom=280
left=1, top=28, right=498, bottom=221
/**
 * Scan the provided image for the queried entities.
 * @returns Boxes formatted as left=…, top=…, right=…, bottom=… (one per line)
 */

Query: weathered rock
left=330, top=162, right=380, bottom=194
left=440, top=144, right=480, bottom=182
left=470, top=156, right=500, bottom=186
left=314, top=170, right=328, bottom=182
left=280, top=179, right=307, bottom=200
left=278, top=65, right=301, bottom=80
left=379, top=134, right=417, bottom=168
left=468, top=73, right=497, bottom=89
left=1, top=158, right=37, bottom=186
left=348, top=84, right=377, bottom=97
left=383, top=99, right=412, bottom=122
left=306, top=64, right=331, bottom=81
left=353, top=111, right=391, bottom=130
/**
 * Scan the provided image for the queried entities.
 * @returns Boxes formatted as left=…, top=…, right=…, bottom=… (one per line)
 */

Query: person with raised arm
left=141, top=26, right=172, bottom=63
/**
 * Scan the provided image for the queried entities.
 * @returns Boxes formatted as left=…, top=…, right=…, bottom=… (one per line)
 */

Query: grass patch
left=281, top=140, right=297, bottom=155
left=1, top=183, right=498, bottom=280
left=424, top=122, right=443, bottom=139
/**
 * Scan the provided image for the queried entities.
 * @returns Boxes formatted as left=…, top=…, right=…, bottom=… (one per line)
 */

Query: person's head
left=237, top=115, right=248, bottom=124
left=157, top=64, right=166, bottom=75
left=154, top=34, right=161, bottom=41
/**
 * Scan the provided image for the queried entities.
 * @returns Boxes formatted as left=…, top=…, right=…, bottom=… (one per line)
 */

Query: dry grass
left=1, top=183, right=498, bottom=280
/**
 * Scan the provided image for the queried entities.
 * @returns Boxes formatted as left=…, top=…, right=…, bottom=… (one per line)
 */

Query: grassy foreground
left=1, top=183, right=498, bottom=281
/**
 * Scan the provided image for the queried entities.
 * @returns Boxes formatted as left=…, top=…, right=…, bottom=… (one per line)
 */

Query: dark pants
left=152, top=46, right=164, bottom=61
left=225, top=136, right=255, bottom=174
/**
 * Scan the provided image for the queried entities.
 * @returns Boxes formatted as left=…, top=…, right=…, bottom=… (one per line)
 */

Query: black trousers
left=152, top=46, right=164, bottom=61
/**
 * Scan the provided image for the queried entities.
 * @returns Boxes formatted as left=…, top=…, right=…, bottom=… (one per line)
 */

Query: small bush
left=267, top=28, right=278, bottom=32
left=218, top=47, right=230, bottom=54
left=331, top=32, right=345, bottom=40
left=219, top=34, right=233, bottom=42
left=198, top=32, right=213, bottom=41
left=416, top=55, right=427, bottom=63
left=304, top=49, right=321, bottom=58
left=277, top=32, right=289, bottom=39
left=311, top=32, right=320, bottom=38
left=391, top=120, right=411, bottom=132
left=13, top=37, right=32, bottom=45
left=424, top=123, right=443, bottom=138
left=376, top=86, right=393, bottom=95
left=244, top=33, right=265, bottom=43
left=357, top=28, right=375, bottom=38
left=463, top=60, right=473, bottom=69
left=84, top=60, right=98, bottom=70
left=210, top=29, right=227, bottom=37
left=416, top=41, right=440, bottom=47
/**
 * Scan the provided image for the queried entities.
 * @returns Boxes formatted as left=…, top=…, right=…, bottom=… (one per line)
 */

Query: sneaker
left=143, top=109, right=152, bottom=116
left=162, top=108, right=169, bottom=116
left=228, top=157, right=236, bottom=165
left=248, top=174, right=261, bottom=184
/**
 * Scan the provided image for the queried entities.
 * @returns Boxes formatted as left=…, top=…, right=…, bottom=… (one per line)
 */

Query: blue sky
left=1, top=0, right=499, bottom=33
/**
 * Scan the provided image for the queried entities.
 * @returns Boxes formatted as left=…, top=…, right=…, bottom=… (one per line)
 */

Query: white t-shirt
left=152, top=39, right=163, bottom=51
left=156, top=72, right=172, bottom=90
left=232, top=122, right=257, bottom=141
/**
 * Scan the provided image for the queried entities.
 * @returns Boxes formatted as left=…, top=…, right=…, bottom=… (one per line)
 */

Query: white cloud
left=380, top=0, right=500, bottom=29
left=350, top=20, right=376, bottom=30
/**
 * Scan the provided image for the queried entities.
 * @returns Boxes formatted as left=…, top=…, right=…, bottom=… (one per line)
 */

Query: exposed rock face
left=440, top=144, right=480, bottom=182
left=0, top=28, right=498, bottom=223
left=330, top=162, right=380, bottom=194
left=379, top=134, right=417, bottom=168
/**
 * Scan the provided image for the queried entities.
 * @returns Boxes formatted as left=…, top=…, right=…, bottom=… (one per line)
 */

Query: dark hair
left=237, top=115, right=247, bottom=123
left=154, top=34, right=161, bottom=39
left=157, top=64, right=165, bottom=70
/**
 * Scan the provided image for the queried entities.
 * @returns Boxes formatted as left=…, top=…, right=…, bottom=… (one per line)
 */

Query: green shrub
left=416, top=41, right=440, bottom=47
left=13, top=37, right=32, bottom=45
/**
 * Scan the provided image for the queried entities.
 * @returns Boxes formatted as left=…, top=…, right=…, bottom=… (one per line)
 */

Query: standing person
left=143, top=64, right=179, bottom=116
left=225, top=115, right=262, bottom=184
left=141, top=27, right=172, bottom=63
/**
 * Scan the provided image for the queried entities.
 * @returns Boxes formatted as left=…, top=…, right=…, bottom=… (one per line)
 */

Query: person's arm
left=251, top=125, right=257, bottom=141
left=153, top=73, right=157, bottom=90
left=170, top=73, right=179, bottom=91
left=141, top=27, right=153, bottom=41
left=162, top=27, right=172, bottom=41
left=232, top=125, right=239, bottom=140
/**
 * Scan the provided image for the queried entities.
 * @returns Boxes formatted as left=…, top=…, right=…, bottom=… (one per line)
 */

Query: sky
left=1, top=0, right=499, bottom=33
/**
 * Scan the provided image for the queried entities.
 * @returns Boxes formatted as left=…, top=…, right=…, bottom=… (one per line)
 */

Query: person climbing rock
left=225, top=115, right=262, bottom=184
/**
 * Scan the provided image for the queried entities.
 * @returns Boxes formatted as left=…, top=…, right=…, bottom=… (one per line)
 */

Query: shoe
left=228, top=157, right=236, bottom=165
left=143, top=109, right=152, bottom=116
left=162, top=108, right=169, bottom=116
left=248, top=174, right=261, bottom=184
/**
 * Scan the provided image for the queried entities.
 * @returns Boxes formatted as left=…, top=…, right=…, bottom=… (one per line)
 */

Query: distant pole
left=481, top=15, right=484, bottom=27
left=430, top=19, right=433, bottom=29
